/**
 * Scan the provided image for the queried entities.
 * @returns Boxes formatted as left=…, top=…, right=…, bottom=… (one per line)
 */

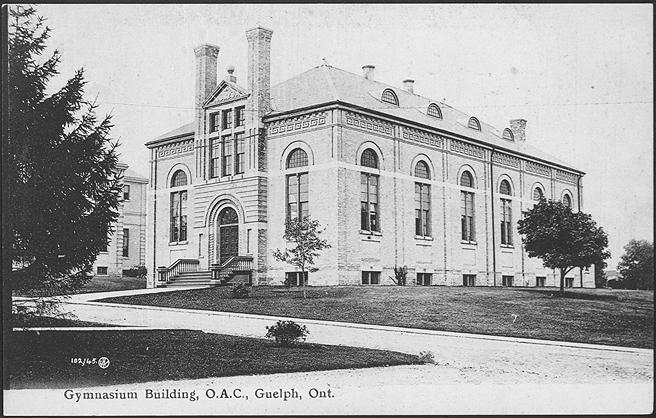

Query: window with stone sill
left=222, top=109, right=232, bottom=130
left=210, top=112, right=221, bottom=132
left=360, top=149, right=380, bottom=232
left=235, top=106, right=245, bottom=127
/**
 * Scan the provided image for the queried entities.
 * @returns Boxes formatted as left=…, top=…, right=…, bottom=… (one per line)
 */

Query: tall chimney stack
left=402, top=79, right=415, bottom=94
left=362, top=65, right=375, bottom=81
left=509, top=119, right=527, bottom=142
left=194, top=44, right=220, bottom=178
left=246, top=26, right=273, bottom=128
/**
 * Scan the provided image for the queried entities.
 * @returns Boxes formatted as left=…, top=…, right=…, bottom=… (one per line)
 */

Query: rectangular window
left=222, top=135, right=233, bottom=176
left=461, top=191, right=475, bottom=241
left=565, top=277, right=574, bottom=288
left=170, top=191, right=187, bottom=242
left=417, top=273, right=432, bottom=286
left=235, top=132, right=245, bottom=174
left=286, top=172, right=309, bottom=220
left=210, top=137, right=221, bottom=178
left=500, top=199, right=513, bottom=245
left=285, top=272, right=308, bottom=287
left=222, top=109, right=232, bottom=130
left=122, top=228, right=129, bottom=257
left=210, top=112, right=221, bottom=132
left=502, top=275, right=513, bottom=287
left=123, top=185, right=130, bottom=201
left=361, top=271, right=380, bottom=285
left=97, top=266, right=108, bottom=275
left=463, top=274, right=476, bottom=286
left=361, top=173, right=379, bottom=232
left=235, top=106, right=245, bottom=127
left=415, top=183, right=431, bottom=236
left=536, top=276, right=546, bottom=287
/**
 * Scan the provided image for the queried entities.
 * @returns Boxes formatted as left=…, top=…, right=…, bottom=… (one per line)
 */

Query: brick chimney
left=402, top=79, right=415, bottom=94
left=246, top=26, right=273, bottom=128
left=194, top=44, right=220, bottom=178
left=509, top=119, right=527, bottom=142
left=362, top=65, right=375, bottom=81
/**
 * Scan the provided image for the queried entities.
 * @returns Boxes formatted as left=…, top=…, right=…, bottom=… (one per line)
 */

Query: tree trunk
left=560, top=269, right=566, bottom=295
left=301, top=268, right=306, bottom=299
left=3, top=268, right=13, bottom=389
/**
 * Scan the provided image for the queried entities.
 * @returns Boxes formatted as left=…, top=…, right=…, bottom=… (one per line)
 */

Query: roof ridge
left=321, top=65, right=339, bottom=102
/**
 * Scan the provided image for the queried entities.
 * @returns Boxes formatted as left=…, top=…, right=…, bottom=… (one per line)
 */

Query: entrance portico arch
left=205, top=196, right=245, bottom=265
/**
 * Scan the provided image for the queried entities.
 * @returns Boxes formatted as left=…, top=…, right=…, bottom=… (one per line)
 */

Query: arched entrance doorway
left=217, top=207, right=239, bottom=263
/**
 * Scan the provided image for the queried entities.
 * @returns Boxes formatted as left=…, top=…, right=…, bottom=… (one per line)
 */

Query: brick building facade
left=145, top=26, right=594, bottom=288
left=92, top=163, right=148, bottom=277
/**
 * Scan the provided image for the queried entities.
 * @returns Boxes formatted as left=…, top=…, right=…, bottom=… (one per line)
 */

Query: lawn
left=7, top=329, right=421, bottom=389
left=15, top=275, right=146, bottom=297
left=99, top=286, right=655, bottom=349
left=11, top=315, right=118, bottom=328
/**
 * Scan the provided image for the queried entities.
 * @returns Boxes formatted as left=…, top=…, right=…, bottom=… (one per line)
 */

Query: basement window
left=362, top=271, right=380, bottom=285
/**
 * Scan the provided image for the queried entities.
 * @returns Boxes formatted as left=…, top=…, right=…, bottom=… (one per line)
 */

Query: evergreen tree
left=4, top=5, right=121, bottom=296
left=517, top=197, right=610, bottom=295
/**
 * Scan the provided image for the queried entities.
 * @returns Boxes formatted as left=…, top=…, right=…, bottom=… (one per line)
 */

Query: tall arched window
left=460, top=171, right=475, bottom=242
left=360, top=149, right=380, bottom=232
left=171, top=170, right=187, bottom=188
left=562, top=193, right=572, bottom=208
left=170, top=170, right=188, bottom=243
left=499, top=179, right=512, bottom=245
left=427, top=103, right=442, bottom=119
left=414, top=161, right=431, bottom=237
left=533, top=186, right=544, bottom=201
left=286, top=148, right=309, bottom=220
left=468, top=117, right=481, bottom=131
left=381, top=89, right=398, bottom=105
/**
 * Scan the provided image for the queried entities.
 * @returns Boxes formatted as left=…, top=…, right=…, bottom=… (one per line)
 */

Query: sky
left=31, top=4, right=653, bottom=269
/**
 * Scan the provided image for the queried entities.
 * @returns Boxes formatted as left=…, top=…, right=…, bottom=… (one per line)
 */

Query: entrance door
left=218, top=207, right=239, bottom=263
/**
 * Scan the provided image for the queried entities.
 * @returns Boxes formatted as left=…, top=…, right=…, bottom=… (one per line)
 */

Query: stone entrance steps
left=165, top=271, right=215, bottom=287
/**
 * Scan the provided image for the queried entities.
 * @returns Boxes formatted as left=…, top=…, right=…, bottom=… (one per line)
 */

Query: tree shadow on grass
left=512, top=288, right=620, bottom=301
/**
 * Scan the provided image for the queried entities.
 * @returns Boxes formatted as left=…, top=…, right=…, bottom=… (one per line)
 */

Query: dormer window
left=502, top=128, right=514, bottom=141
left=468, top=117, right=481, bottom=131
left=381, top=89, right=398, bottom=106
left=427, top=103, right=442, bottom=119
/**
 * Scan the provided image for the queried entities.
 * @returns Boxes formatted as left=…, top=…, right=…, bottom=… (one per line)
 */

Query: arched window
left=414, top=161, right=430, bottom=179
left=414, top=161, right=431, bottom=237
left=286, top=149, right=309, bottom=220
left=502, top=128, right=514, bottom=141
left=499, top=180, right=512, bottom=245
left=360, top=149, right=380, bottom=232
left=468, top=117, right=481, bottom=131
left=170, top=170, right=188, bottom=243
left=219, top=207, right=238, bottom=225
left=499, top=179, right=511, bottom=196
left=381, top=89, right=398, bottom=105
left=533, top=187, right=544, bottom=201
left=286, top=148, right=308, bottom=169
left=460, top=170, right=475, bottom=242
left=460, top=171, right=474, bottom=188
left=171, top=170, right=187, bottom=188
left=562, top=194, right=572, bottom=208
left=427, top=103, right=442, bottom=119
left=360, top=148, right=379, bottom=169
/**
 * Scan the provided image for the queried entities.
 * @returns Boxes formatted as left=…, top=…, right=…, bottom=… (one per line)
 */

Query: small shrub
left=123, top=265, right=147, bottom=279
left=230, top=283, right=250, bottom=299
left=265, top=320, right=309, bottom=346
left=390, top=265, right=408, bottom=286
left=418, top=350, right=436, bottom=364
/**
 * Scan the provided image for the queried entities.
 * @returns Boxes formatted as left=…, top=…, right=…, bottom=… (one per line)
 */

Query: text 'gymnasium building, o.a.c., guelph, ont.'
left=145, top=26, right=594, bottom=289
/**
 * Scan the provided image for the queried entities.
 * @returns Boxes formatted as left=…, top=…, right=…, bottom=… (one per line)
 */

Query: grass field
left=100, top=286, right=654, bottom=349
left=8, top=329, right=421, bottom=389
left=15, top=275, right=146, bottom=297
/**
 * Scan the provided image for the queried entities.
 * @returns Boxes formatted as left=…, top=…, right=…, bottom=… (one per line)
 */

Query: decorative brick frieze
left=268, top=111, right=327, bottom=136
left=555, top=169, right=578, bottom=184
left=450, top=139, right=485, bottom=159
left=402, top=126, right=444, bottom=149
left=525, top=161, right=551, bottom=177
left=492, top=152, right=520, bottom=168
left=344, top=111, right=393, bottom=136
left=156, top=139, right=194, bottom=158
